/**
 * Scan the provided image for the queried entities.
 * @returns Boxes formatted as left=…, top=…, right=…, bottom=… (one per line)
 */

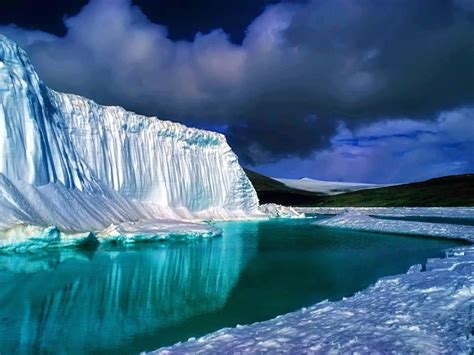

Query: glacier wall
left=0, top=35, right=259, bottom=231
left=52, top=92, right=256, bottom=210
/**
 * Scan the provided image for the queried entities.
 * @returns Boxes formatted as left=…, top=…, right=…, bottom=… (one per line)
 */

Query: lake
left=0, top=217, right=466, bottom=354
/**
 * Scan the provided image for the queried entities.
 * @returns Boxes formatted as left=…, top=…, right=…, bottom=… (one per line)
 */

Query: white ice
left=314, top=210, right=474, bottom=240
left=258, top=203, right=304, bottom=218
left=299, top=206, right=474, bottom=219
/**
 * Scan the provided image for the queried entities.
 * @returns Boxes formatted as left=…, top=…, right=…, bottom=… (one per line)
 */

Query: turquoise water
left=0, top=218, right=466, bottom=354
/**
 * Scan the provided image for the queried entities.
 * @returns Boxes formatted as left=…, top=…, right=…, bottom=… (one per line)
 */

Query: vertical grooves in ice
left=0, top=35, right=259, bottom=230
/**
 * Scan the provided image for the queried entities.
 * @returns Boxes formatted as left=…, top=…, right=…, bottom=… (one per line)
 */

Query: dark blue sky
left=1, top=0, right=473, bottom=183
left=1, top=0, right=295, bottom=42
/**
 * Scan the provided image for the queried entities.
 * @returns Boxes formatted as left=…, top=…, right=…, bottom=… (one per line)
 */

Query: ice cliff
left=0, top=35, right=259, bottom=236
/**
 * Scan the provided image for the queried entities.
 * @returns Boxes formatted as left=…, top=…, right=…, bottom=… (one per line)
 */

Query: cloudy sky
left=1, top=0, right=473, bottom=183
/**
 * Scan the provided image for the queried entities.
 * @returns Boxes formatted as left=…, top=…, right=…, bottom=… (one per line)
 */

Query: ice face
left=0, top=35, right=260, bottom=232
left=50, top=91, right=258, bottom=211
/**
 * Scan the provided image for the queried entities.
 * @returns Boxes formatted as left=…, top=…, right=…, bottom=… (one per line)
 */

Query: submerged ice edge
left=154, top=213, right=474, bottom=354
left=0, top=204, right=302, bottom=253
left=0, top=220, right=222, bottom=253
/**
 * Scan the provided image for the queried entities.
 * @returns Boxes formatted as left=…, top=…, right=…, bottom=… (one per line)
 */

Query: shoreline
left=154, top=208, right=474, bottom=354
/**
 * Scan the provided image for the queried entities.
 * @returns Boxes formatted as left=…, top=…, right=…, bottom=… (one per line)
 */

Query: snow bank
left=298, top=207, right=474, bottom=219
left=314, top=211, right=474, bottom=240
left=0, top=35, right=260, bottom=236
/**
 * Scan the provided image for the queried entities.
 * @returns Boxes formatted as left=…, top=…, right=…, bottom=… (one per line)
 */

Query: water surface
left=0, top=218, right=466, bottom=354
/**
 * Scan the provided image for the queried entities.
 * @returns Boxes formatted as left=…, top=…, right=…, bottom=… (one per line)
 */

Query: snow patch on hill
left=275, top=177, right=390, bottom=195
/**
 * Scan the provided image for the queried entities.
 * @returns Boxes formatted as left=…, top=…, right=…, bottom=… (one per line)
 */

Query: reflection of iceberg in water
left=0, top=224, right=258, bottom=354
left=0, top=248, right=95, bottom=274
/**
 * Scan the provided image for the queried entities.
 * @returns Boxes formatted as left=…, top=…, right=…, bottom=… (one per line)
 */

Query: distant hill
left=314, top=174, right=474, bottom=207
left=244, top=169, right=474, bottom=207
left=243, top=169, right=324, bottom=205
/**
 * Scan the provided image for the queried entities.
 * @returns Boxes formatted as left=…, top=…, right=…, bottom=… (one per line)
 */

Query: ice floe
left=258, top=204, right=304, bottom=218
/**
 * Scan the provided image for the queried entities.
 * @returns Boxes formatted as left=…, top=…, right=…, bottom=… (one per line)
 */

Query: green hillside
left=244, top=169, right=474, bottom=207
left=314, top=174, right=474, bottom=207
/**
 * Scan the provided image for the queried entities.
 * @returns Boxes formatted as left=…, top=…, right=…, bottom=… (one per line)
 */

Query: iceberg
left=0, top=34, right=261, bottom=248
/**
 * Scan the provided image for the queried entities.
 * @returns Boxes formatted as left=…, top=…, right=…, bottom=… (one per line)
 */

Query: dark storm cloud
left=1, top=0, right=474, bottom=165
left=281, top=0, right=474, bottom=119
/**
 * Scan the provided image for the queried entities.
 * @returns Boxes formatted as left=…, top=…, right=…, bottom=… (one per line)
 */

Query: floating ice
left=258, top=204, right=303, bottom=218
